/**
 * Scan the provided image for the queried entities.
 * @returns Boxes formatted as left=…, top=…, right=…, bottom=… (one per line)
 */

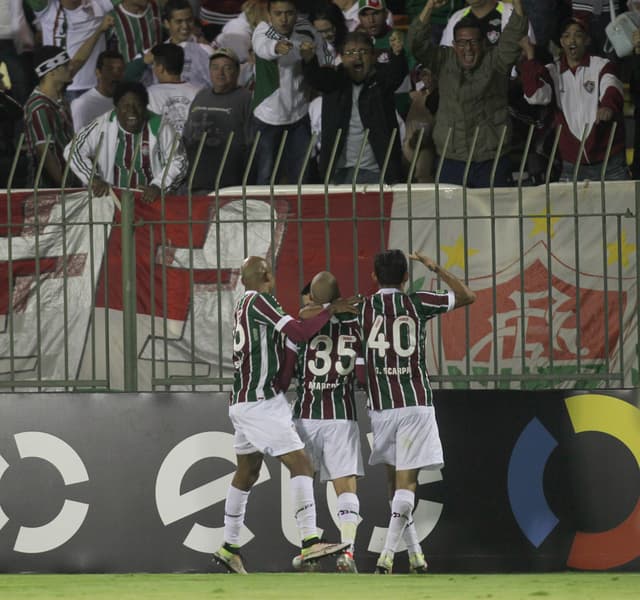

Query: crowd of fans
left=1, top=0, right=640, bottom=194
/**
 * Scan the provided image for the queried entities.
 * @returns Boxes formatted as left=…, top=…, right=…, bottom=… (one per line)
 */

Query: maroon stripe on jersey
left=115, top=8, right=138, bottom=62
left=382, top=293, right=407, bottom=408
left=321, top=393, right=335, bottom=419
left=148, top=4, right=162, bottom=50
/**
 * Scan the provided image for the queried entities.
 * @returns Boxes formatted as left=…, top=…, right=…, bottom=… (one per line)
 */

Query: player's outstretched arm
left=409, top=251, right=476, bottom=309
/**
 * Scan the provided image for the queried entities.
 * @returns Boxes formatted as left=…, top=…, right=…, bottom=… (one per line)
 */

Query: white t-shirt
left=215, top=12, right=252, bottom=63
left=178, top=37, right=214, bottom=90
left=147, top=81, right=201, bottom=135
left=35, top=0, right=114, bottom=91
left=70, top=86, right=113, bottom=130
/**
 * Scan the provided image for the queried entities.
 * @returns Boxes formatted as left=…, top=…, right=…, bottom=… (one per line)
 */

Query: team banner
left=0, top=390, right=638, bottom=572
left=0, top=184, right=637, bottom=389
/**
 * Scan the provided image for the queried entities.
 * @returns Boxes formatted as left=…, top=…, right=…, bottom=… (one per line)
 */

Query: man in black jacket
left=301, top=30, right=407, bottom=184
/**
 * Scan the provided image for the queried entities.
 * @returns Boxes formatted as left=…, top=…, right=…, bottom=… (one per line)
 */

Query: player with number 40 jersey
left=359, top=287, right=451, bottom=411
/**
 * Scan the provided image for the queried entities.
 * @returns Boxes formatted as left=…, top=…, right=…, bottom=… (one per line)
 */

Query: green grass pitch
left=0, top=573, right=638, bottom=600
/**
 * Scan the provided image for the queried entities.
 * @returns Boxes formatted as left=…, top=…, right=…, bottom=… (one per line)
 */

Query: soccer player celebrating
left=213, top=257, right=359, bottom=574
left=288, top=271, right=365, bottom=573
left=361, top=249, right=475, bottom=574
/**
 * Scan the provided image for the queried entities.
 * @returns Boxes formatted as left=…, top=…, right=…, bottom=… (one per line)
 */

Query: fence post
left=120, top=189, right=138, bottom=391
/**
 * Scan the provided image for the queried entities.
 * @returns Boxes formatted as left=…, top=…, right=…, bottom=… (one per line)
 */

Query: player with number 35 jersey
left=286, top=271, right=365, bottom=573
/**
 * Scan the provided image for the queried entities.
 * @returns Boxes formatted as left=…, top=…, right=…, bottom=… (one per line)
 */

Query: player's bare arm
left=409, top=251, right=476, bottom=309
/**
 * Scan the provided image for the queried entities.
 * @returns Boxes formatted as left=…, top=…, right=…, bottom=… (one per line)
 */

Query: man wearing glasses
left=409, top=0, right=528, bottom=188
left=301, top=30, right=407, bottom=184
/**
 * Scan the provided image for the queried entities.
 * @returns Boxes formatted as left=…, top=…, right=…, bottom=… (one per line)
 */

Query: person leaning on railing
left=408, top=0, right=528, bottom=188
left=64, top=81, right=187, bottom=203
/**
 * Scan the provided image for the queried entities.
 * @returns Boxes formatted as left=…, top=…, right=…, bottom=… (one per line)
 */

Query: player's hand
left=409, top=251, right=438, bottom=272
left=91, top=177, right=111, bottom=197
left=328, top=295, right=363, bottom=315
left=275, top=40, right=293, bottom=55
left=299, top=40, right=315, bottom=62
left=595, top=107, right=614, bottom=123
left=141, top=184, right=161, bottom=203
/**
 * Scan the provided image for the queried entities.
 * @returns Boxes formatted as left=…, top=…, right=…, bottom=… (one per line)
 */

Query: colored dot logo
left=508, top=394, right=640, bottom=570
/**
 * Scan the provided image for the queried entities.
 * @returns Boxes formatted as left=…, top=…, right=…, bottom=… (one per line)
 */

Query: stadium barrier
left=1, top=153, right=639, bottom=390
left=0, top=389, right=638, bottom=573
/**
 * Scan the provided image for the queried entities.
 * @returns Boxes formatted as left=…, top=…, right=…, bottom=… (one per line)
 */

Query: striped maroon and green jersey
left=231, top=290, right=293, bottom=405
left=111, top=111, right=160, bottom=187
left=359, top=289, right=453, bottom=411
left=23, top=89, right=74, bottom=171
left=292, top=313, right=362, bottom=421
left=108, top=2, right=163, bottom=62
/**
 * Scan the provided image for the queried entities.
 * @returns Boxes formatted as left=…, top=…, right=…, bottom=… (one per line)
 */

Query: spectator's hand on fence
left=141, top=184, right=161, bottom=204
left=595, top=107, right=614, bottom=123
left=275, top=40, right=293, bottom=55
left=100, top=14, right=115, bottom=32
left=299, top=41, right=315, bottom=62
left=329, top=295, right=363, bottom=315
left=91, top=177, right=111, bottom=198
left=389, top=30, right=404, bottom=55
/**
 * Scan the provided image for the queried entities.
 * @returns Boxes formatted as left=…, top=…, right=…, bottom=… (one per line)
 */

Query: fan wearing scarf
left=64, top=80, right=187, bottom=203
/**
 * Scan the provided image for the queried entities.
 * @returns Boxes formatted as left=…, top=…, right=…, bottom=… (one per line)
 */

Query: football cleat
left=336, top=551, right=358, bottom=573
left=408, top=552, right=428, bottom=574
left=374, top=551, right=393, bottom=574
left=212, top=546, right=248, bottom=575
left=300, top=540, right=350, bottom=564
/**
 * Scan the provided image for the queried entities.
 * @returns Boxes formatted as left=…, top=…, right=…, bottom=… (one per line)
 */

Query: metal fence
left=1, top=123, right=639, bottom=392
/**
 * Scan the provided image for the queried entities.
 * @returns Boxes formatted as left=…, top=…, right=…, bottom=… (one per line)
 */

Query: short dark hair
left=113, top=80, right=149, bottom=108
left=339, top=30, right=373, bottom=54
left=151, top=43, right=185, bottom=75
left=96, top=49, right=124, bottom=71
left=164, top=0, right=192, bottom=21
left=374, top=249, right=407, bottom=286
left=267, top=0, right=297, bottom=10
left=453, top=16, right=482, bottom=40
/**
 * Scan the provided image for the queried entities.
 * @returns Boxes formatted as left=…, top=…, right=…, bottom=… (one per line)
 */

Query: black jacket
left=303, top=52, right=408, bottom=184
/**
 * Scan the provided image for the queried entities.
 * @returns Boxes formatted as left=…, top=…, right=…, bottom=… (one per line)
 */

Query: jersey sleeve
left=249, top=293, right=292, bottom=329
left=413, top=290, right=454, bottom=318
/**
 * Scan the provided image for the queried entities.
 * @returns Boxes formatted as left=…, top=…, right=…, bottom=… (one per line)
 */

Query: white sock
left=223, top=486, right=250, bottom=546
left=403, top=515, right=422, bottom=555
left=336, top=492, right=359, bottom=553
left=291, top=475, right=318, bottom=542
left=382, top=488, right=415, bottom=556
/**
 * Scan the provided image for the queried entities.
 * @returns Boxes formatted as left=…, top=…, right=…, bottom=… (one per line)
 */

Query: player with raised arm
left=360, top=249, right=476, bottom=574
left=212, top=257, right=359, bottom=574
left=287, top=271, right=365, bottom=573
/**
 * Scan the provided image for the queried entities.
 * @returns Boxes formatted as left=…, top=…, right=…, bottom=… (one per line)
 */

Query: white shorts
left=368, top=405, right=444, bottom=471
left=229, top=393, right=304, bottom=457
left=294, top=419, right=364, bottom=483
